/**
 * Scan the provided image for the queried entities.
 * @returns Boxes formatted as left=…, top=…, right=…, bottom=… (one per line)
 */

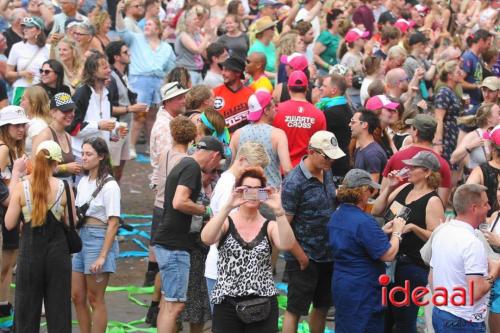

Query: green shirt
left=248, top=40, right=277, bottom=73
left=317, top=31, right=340, bottom=66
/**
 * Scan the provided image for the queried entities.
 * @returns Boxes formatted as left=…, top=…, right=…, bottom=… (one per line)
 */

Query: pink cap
left=247, top=90, right=272, bottom=121
left=394, top=19, right=415, bottom=33
left=365, top=95, right=400, bottom=111
left=280, top=52, right=308, bottom=71
left=484, top=125, right=500, bottom=146
left=345, top=28, right=370, bottom=43
left=288, top=70, right=308, bottom=87
left=415, top=4, right=429, bottom=14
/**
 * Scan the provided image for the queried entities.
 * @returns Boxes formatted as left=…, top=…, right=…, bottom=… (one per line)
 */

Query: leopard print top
left=211, top=216, right=278, bottom=304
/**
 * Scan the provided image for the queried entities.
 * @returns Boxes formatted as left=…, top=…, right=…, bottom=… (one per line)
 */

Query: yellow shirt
left=249, top=75, right=273, bottom=93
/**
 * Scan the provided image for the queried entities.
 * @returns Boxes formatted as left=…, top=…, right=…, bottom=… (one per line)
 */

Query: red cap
left=365, top=95, right=400, bottom=111
left=288, top=70, right=308, bottom=87
left=345, top=28, right=369, bottom=43
left=280, top=52, right=308, bottom=71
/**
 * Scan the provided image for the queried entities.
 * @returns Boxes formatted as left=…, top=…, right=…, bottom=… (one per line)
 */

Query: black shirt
left=153, top=157, right=202, bottom=251
left=39, top=83, right=72, bottom=100
left=324, top=103, right=352, bottom=178
left=0, top=80, right=7, bottom=103
left=4, top=27, right=22, bottom=58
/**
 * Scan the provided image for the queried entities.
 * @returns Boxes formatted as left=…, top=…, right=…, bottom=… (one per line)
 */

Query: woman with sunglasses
left=0, top=105, right=29, bottom=320
left=71, top=137, right=120, bottom=333
left=19, top=85, right=50, bottom=154
left=372, top=151, right=444, bottom=333
left=201, top=166, right=295, bottom=332
left=37, top=59, right=71, bottom=100
left=328, top=168, right=407, bottom=333
left=5, top=16, right=49, bottom=105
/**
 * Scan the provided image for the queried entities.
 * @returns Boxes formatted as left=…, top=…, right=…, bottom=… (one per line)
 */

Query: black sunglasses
left=39, top=69, right=54, bottom=75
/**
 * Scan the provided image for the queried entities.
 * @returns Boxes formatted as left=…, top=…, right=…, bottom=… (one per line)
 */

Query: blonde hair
left=235, top=141, right=270, bottom=169
left=177, top=5, right=208, bottom=33
left=437, top=60, right=458, bottom=82
left=336, top=186, right=367, bottom=205
left=457, top=102, right=496, bottom=128
left=23, top=86, right=50, bottom=122
left=426, top=171, right=441, bottom=190
left=56, top=38, right=82, bottom=75
left=91, top=11, right=110, bottom=34
left=277, top=31, right=300, bottom=61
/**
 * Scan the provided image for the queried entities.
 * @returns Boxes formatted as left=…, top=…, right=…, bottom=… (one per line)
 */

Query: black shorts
left=150, top=206, right=163, bottom=245
left=285, top=259, right=333, bottom=316
left=212, top=296, right=278, bottom=333
left=2, top=222, right=19, bottom=250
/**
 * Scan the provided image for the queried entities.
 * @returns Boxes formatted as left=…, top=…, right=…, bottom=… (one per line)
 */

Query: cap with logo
left=280, top=53, right=308, bottom=71
left=366, top=95, right=400, bottom=111
left=405, top=114, right=437, bottom=138
left=288, top=70, right=308, bottom=87
left=51, top=92, right=76, bottom=112
left=36, top=140, right=63, bottom=163
left=481, top=76, right=499, bottom=91
left=345, top=28, right=370, bottom=43
left=161, top=81, right=190, bottom=102
left=309, top=131, right=345, bottom=160
left=402, top=151, right=440, bottom=171
left=343, top=169, right=381, bottom=189
left=197, top=136, right=226, bottom=158
left=21, top=16, right=44, bottom=30
left=247, top=90, right=272, bottom=122
left=0, top=106, right=29, bottom=128
left=254, top=16, right=277, bottom=34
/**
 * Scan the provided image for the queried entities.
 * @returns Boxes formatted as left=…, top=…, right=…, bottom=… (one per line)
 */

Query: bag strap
left=18, top=46, right=44, bottom=72
left=22, top=180, right=32, bottom=212
left=491, top=214, right=500, bottom=233
left=84, top=176, right=114, bottom=206
left=63, top=180, right=75, bottom=228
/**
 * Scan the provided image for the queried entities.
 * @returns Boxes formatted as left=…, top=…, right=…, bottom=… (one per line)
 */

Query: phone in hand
left=242, top=188, right=268, bottom=201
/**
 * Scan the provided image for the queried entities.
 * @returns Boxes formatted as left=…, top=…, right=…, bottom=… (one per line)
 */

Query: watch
left=149, top=183, right=157, bottom=190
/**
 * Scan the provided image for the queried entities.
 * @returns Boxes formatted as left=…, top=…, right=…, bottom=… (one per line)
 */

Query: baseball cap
left=247, top=90, right=272, bottom=122
left=481, top=76, right=499, bottom=91
left=161, top=82, right=190, bottom=102
left=405, top=114, right=437, bottom=137
left=329, top=64, right=348, bottom=76
left=288, top=70, right=308, bottom=87
left=197, top=136, right=225, bottom=158
left=394, top=19, right=415, bottom=33
left=309, top=131, right=345, bottom=160
left=222, top=56, right=245, bottom=73
left=484, top=125, right=500, bottom=147
left=0, top=106, right=29, bottom=127
left=343, top=169, right=381, bottom=189
left=36, top=140, right=63, bottom=163
left=21, top=16, right=44, bottom=30
left=378, top=11, right=397, bottom=25
left=345, top=28, right=370, bottom=43
left=366, top=95, right=400, bottom=111
left=258, top=0, right=284, bottom=8
left=280, top=53, right=308, bottom=71
left=402, top=151, right=440, bottom=171
left=254, top=16, right=277, bottom=34
left=409, top=31, right=429, bottom=46
left=50, top=93, right=76, bottom=112
left=414, top=4, right=429, bottom=16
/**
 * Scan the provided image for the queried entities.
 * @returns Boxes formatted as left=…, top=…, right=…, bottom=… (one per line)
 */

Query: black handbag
left=228, top=297, right=271, bottom=324
left=63, top=180, right=82, bottom=254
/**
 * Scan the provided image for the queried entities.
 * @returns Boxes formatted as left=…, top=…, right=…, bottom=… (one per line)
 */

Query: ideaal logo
left=379, top=274, right=475, bottom=307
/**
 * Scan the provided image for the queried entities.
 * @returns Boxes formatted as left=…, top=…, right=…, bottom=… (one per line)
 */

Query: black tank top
left=391, top=183, right=438, bottom=265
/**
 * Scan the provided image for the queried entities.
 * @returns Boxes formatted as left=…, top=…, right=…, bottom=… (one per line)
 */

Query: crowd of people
left=0, top=0, right=499, bottom=332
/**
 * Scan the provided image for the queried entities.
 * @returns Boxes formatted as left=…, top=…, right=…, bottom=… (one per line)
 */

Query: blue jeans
left=385, top=262, right=429, bottom=333
left=155, top=246, right=190, bottom=302
left=432, top=307, right=486, bottom=333
left=206, top=277, right=216, bottom=313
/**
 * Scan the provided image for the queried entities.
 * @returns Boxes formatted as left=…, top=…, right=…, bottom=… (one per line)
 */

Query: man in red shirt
left=380, top=114, right=452, bottom=204
left=273, top=71, right=326, bottom=166
left=213, top=57, right=254, bottom=132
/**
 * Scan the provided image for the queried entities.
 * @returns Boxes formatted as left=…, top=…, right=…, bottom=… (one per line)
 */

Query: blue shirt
left=461, top=50, right=483, bottom=105
left=327, top=204, right=390, bottom=314
left=354, top=141, right=387, bottom=175
left=117, top=30, right=175, bottom=78
left=282, top=157, right=336, bottom=262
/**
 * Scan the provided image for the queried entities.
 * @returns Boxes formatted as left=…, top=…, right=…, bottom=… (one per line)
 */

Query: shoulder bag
left=63, top=180, right=82, bottom=254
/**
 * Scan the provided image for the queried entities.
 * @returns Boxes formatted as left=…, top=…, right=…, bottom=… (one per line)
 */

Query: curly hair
left=186, top=85, right=212, bottom=110
left=91, top=11, right=110, bottom=34
left=164, top=67, right=191, bottom=88
left=170, top=115, right=197, bottom=144
left=336, top=186, right=367, bottom=205
left=235, top=166, right=267, bottom=188
left=277, top=31, right=301, bottom=61
left=457, top=102, right=497, bottom=128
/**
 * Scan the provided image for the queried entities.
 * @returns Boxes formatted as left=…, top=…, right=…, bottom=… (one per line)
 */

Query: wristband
left=275, top=209, right=286, bottom=218
left=203, top=206, right=212, bottom=219
left=392, top=232, right=402, bottom=241
left=125, top=106, right=129, bottom=113
left=59, top=164, right=67, bottom=173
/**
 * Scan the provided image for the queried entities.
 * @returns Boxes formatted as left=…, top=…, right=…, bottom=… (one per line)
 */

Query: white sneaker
left=129, top=147, right=137, bottom=159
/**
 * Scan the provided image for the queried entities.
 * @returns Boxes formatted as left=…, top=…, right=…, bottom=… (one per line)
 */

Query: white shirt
left=205, top=171, right=236, bottom=279
left=72, top=86, right=111, bottom=158
left=295, top=8, right=320, bottom=40
left=430, top=219, right=489, bottom=322
left=26, top=117, right=48, bottom=155
left=76, top=176, right=121, bottom=223
left=7, top=42, right=49, bottom=88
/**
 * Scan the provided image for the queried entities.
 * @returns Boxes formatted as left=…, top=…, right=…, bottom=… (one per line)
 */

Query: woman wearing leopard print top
left=201, top=166, right=295, bottom=333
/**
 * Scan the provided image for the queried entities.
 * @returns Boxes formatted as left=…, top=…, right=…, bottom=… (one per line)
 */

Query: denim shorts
left=491, top=279, right=500, bottom=313
left=432, top=307, right=486, bottom=333
left=72, top=226, right=120, bottom=274
left=155, top=245, right=190, bottom=302
left=128, top=75, right=162, bottom=106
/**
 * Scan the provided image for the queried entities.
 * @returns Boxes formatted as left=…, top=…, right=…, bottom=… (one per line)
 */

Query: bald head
left=385, top=68, right=406, bottom=87
left=251, top=52, right=267, bottom=69
left=246, top=52, right=267, bottom=76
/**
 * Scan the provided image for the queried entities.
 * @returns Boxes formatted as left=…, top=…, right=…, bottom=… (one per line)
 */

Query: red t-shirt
left=213, top=84, right=254, bottom=133
left=382, top=146, right=452, bottom=188
left=273, top=100, right=327, bottom=167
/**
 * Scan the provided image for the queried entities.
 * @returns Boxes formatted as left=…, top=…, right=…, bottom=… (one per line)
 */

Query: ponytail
left=30, top=150, right=55, bottom=227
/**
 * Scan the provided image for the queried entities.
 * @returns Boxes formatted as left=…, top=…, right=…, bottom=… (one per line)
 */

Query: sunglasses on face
left=311, top=149, right=332, bottom=161
left=39, top=69, right=54, bottom=75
